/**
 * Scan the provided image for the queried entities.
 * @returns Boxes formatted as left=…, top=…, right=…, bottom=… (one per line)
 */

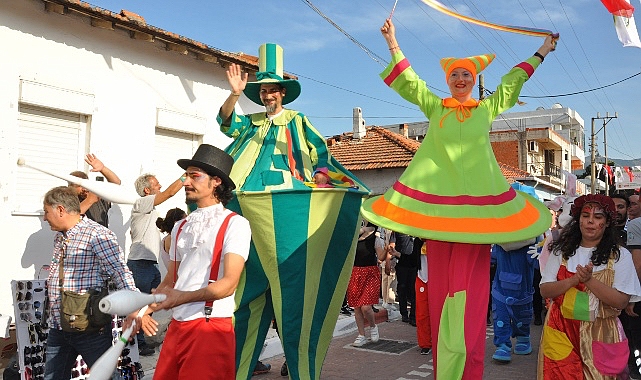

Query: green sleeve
left=216, top=109, right=251, bottom=139
left=380, top=51, right=442, bottom=119
left=484, top=57, right=542, bottom=117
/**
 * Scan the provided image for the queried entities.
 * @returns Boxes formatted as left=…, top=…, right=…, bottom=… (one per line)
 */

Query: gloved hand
left=528, top=240, right=544, bottom=260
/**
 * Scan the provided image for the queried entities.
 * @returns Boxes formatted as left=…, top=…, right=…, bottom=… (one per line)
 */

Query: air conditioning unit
left=528, top=141, right=539, bottom=153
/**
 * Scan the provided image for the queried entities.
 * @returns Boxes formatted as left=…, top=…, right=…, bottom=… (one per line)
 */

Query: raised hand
left=226, top=63, right=248, bottom=95
left=85, top=153, right=104, bottom=172
left=381, top=18, right=397, bottom=48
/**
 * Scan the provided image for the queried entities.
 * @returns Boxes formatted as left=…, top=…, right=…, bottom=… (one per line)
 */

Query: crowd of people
left=339, top=190, right=641, bottom=380
left=24, top=15, right=641, bottom=380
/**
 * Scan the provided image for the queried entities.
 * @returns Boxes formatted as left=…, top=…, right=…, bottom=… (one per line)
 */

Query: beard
left=265, top=103, right=276, bottom=114
left=185, top=193, right=197, bottom=204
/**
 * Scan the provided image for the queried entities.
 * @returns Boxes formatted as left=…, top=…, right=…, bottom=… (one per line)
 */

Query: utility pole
left=478, top=74, right=485, bottom=100
left=590, top=112, right=618, bottom=194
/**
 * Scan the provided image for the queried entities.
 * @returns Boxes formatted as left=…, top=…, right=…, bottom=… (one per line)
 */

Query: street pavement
left=138, top=305, right=542, bottom=380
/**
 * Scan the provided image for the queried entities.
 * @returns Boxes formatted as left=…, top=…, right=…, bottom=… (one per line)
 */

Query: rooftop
left=328, top=127, right=419, bottom=171
left=37, top=0, right=295, bottom=79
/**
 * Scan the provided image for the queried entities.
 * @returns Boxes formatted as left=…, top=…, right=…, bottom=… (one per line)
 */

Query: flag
left=614, top=14, right=641, bottom=48
left=604, top=164, right=614, bottom=184
left=600, top=0, right=635, bottom=17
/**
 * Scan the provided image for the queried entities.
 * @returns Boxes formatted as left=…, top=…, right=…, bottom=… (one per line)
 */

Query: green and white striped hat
left=244, top=43, right=301, bottom=106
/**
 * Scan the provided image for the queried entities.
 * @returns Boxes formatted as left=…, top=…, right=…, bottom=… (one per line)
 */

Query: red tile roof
left=40, top=0, right=293, bottom=79
left=498, top=162, right=531, bottom=183
left=328, top=127, right=420, bottom=170
left=329, top=126, right=528, bottom=183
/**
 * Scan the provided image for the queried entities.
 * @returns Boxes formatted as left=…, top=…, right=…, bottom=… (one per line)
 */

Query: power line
left=519, top=72, right=641, bottom=98
left=289, top=71, right=423, bottom=110
left=299, top=0, right=388, bottom=66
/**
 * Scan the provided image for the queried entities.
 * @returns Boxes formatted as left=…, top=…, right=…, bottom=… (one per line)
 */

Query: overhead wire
left=289, top=71, right=420, bottom=111
left=299, top=0, right=388, bottom=66
left=552, top=0, right=634, bottom=156
left=518, top=72, right=641, bottom=98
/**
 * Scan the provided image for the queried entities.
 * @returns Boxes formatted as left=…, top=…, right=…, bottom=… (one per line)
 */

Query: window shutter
left=15, top=105, right=87, bottom=213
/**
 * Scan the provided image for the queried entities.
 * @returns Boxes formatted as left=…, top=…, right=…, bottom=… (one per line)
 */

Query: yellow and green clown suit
left=218, top=108, right=369, bottom=380
left=361, top=50, right=551, bottom=379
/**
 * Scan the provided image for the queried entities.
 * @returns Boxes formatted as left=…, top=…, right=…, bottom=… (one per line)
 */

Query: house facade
left=0, top=0, right=270, bottom=315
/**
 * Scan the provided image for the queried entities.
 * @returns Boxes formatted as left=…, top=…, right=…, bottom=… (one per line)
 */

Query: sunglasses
left=17, top=281, right=32, bottom=290
left=32, top=365, right=44, bottom=376
left=23, top=353, right=42, bottom=365
left=17, top=291, right=32, bottom=301
left=24, top=345, right=43, bottom=355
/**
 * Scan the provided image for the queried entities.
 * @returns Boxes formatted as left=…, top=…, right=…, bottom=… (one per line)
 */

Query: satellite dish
left=551, top=103, right=563, bottom=109
left=536, top=107, right=545, bottom=110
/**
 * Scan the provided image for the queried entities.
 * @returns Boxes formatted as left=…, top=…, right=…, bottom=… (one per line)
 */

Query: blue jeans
left=127, top=259, right=161, bottom=347
left=44, top=327, right=113, bottom=380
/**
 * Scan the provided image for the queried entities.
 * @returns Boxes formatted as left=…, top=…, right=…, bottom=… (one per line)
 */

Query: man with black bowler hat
left=138, top=144, right=251, bottom=379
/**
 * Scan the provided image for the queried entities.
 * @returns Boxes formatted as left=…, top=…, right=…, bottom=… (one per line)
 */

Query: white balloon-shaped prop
left=16, top=157, right=138, bottom=205
left=99, top=290, right=166, bottom=316
left=90, top=306, right=148, bottom=380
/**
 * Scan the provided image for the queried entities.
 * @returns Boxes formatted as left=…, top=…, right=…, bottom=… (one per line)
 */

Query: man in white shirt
left=142, top=144, right=251, bottom=379
left=127, top=172, right=183, bottom=355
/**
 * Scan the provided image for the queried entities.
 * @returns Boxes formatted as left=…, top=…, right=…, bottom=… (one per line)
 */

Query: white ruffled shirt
left=169, top=204, right=251, bottom=320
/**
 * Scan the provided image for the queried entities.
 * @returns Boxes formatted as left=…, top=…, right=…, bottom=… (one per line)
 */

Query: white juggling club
left=99, top=289, right=166, bottom=316
left=90, top=306, right=148, bottom=380
left=16, top=157, right=138, bottom=205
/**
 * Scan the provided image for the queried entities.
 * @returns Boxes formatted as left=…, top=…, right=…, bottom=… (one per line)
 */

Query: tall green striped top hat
left=243, top=43, right=301, bottom=106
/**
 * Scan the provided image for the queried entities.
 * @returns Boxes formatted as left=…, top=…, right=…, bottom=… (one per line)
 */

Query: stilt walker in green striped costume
left=217, top=43, right=370, bottom=380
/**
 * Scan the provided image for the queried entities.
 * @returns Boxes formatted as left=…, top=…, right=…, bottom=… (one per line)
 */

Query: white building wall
left=0, top=0, right=262, bottom=315
left=352, top=168, right=405, bottom=196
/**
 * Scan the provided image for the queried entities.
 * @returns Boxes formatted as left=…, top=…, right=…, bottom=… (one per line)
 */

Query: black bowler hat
left=177, top=144, right=235, bottom=190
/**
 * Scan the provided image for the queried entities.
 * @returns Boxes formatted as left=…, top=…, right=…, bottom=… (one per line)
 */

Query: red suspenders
left=172, top=211, right=238, bottom=321
left=204, top=212, right=236, bottom=320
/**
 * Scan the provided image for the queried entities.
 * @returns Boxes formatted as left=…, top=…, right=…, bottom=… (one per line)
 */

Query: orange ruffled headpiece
left=440, top=54, right=496, bottom=83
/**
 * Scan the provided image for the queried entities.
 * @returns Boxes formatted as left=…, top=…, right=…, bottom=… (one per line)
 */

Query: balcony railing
left=545, top=162, right=561, bottom=178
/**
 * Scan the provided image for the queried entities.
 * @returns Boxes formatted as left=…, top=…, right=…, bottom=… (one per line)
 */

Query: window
left=14, top=105, right=88, bottom=213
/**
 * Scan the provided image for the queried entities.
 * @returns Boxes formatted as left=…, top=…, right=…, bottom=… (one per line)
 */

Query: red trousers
left=427, top=240, right=490, bottom=380
left=153, top=317, right=235, bottom=380
left=415, top=277, right=432, bottom=349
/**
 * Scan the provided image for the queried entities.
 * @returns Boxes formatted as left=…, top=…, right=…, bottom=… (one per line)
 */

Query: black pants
left=620, top=304, right=641, bottom=368
left=396, top=266, right=417, bottom=320
left=533, top=268, right=543, bottom=319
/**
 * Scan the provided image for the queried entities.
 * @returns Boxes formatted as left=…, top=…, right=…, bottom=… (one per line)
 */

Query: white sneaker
left=352, top=335, right=368, bottom=347
left=370, top=325, right=380, bottom=343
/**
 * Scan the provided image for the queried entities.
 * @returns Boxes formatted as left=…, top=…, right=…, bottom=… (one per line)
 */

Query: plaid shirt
left=47, top=217, right=137, bottom=330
